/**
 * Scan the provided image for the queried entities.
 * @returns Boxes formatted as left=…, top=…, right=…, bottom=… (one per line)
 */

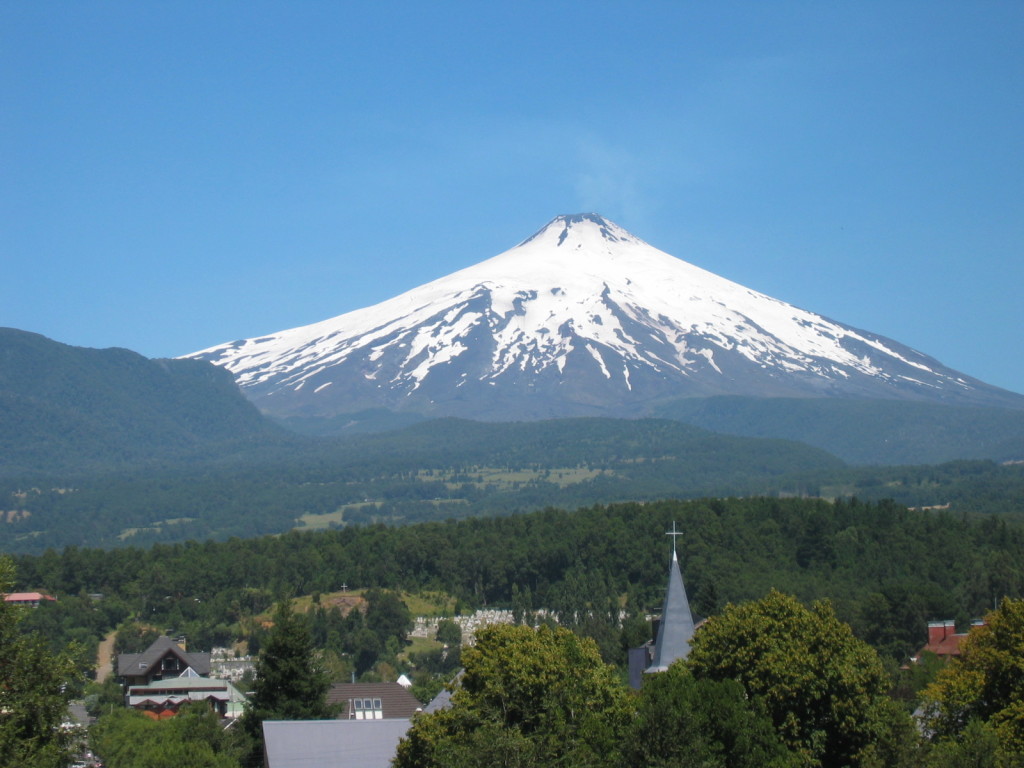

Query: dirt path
left=95, top=630, right=117, bottom=683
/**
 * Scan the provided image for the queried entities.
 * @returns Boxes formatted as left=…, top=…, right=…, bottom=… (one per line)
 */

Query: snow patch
left=586, top=344, right=611, bottom=379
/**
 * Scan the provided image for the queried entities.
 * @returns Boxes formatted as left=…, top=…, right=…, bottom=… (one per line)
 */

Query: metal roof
left=645, top=549, right=696, bottom=672
left=263, top=719, right=412, bottom=768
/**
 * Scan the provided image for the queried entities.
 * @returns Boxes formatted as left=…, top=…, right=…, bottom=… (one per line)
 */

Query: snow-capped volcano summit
left=186, top=214, right=1022, bottom=421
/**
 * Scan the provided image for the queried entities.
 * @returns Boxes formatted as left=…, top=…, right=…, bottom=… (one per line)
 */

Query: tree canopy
left=0, top=556, right=81, bottom=768
left=89, top=703, right=241, bottom=768
left=922, top=597, right=1024, bottom=757
left=394, top=624, right=631, bottom=768
left=625, top=663, right=799, bottom=768
left=686, top=589, right=908, bottom=767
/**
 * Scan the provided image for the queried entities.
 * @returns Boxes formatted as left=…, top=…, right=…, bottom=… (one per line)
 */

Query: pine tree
left=237, top=599, right=337, bottom=766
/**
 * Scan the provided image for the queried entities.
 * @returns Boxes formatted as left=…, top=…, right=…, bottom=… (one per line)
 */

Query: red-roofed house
left=3, top=591, right=56, bottom=607
left=919, top=619, right=985, bottom=659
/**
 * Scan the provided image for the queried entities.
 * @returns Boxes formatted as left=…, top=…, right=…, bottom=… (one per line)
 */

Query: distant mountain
left=187, top=213, right=1024, bottom=422
left=656, top=396, right=1024, bottom=466
left=0, top=328, right=282, bottom=476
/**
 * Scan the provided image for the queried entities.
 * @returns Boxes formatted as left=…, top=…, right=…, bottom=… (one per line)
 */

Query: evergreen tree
left=365, top=588, right=413, bottom=648
left=237, top=599, right=337, bottom=766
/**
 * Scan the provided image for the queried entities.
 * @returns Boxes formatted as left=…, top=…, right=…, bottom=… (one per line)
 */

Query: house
left=116, top=635, right=243, bottom=720
left=327, top=682, right=422, bottom=720
left=126, top=670, right=247, bottom=720
left=3, top=591, right=56, bottom=607
left=117, top=636, right=211, bottom=687
left=916, top=619, right=986, bottom=660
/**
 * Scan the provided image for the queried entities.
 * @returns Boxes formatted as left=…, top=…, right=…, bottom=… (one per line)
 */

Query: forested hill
left=13, top=497, right=1024, bottom=662
left=5, top=410, right=1024, bottom=554
left=0, top=328, right=283, bottom=476
left=1, top=417, right=843, bottom=553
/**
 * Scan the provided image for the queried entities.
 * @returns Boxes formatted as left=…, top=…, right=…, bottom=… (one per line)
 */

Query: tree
left=237, top=599, right=338, bottom=766
left=0, top=556, right=82, bottom=768
left=365, top=588, right=413, bottom=649
left=622, top=663, right=800, bottom=768
left=394, top=624, right=632, bottom=768
left=90, top=703, right=241, bottom=768
left=435, top=618, right=462, bottom=646
left=922, top=597, right=1024, bottom=758
left=687, top=589, right=908, bottom=767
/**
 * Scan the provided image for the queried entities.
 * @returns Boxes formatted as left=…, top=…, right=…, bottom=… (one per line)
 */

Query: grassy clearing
left=290, top=467, right=606, bottom=532
left=402, top=635, right=442, bottom=660
left=118, top=517, right=197, bottom=540
left=400, top=590, right=457, bottom=617
left=287, top=588, right=454, bottom=620
left=418, top=465, right=607, bottom=490
left=119, top=527, right=160, bottom=540
left=295, top=502, right=379, bottom=530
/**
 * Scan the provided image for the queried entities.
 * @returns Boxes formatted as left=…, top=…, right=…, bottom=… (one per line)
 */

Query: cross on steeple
left=666, top=520, right=683, bottom=559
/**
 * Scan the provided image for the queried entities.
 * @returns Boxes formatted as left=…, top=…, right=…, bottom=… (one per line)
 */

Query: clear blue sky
left=3, top=2, right=1022, bottom=394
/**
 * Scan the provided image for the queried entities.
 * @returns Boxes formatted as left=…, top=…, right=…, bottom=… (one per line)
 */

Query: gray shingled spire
left=646, top=523, right=696, bottom=672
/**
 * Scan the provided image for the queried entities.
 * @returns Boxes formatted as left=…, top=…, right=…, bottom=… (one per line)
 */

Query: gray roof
left=263, top=719, right=412, bottom=768
left=422, top=670, right=461, bottom=713
left=117, top=636, right=211, bottom=678
left=646, top=549, right=696, bottom=672
left=423, top=686, right=453, bottom=714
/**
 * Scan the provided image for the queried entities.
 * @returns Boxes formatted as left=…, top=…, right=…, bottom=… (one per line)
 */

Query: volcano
left=186, top=214, right=1024, bottom=421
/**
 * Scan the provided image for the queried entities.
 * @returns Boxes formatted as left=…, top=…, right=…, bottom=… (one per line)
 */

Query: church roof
left=646, top=547, right=696, bottom=672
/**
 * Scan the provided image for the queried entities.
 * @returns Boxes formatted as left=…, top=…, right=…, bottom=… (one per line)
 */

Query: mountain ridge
left=0, top=327, right=283, bottom=476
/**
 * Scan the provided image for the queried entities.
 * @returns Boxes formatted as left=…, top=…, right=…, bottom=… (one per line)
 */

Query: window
left=351, top=697, right=384, bottom=720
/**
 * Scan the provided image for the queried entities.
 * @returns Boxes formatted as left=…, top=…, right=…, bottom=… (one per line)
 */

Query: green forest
left=4, top=414, right=1024, bottom=553
left=8, top=495, right=1024, bottom=766
left=13, top=496, right=1024, bottom=668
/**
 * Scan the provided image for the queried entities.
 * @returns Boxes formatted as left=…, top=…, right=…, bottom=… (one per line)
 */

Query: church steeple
left=645, top=521, right=696, bottom=672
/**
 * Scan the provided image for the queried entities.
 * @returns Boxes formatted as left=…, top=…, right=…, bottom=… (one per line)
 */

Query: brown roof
left=327, top=682, right=422, bottom=720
